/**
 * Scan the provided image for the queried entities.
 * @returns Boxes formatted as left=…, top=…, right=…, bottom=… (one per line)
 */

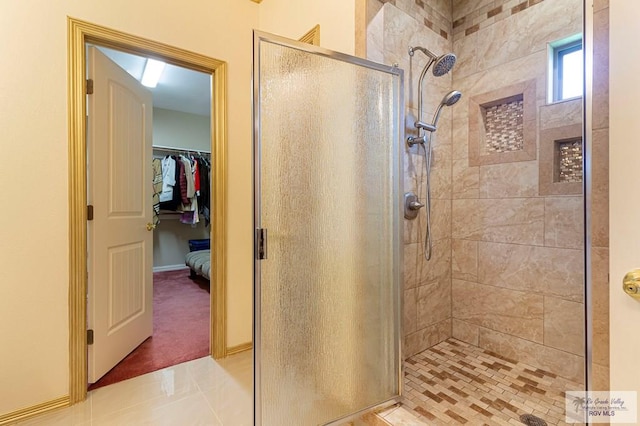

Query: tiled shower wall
left=366, top=0, right=609, bottom=386
left=367, top=0, right=454, bottom=358
left=450, top=0, right=585, bottom=383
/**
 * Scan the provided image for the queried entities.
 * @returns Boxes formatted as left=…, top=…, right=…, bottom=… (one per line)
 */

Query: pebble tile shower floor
left=398, top=339, right=583, bottom=425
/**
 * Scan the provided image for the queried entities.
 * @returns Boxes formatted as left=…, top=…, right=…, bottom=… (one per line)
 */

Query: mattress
left=185, top=249, right=211, bottom=280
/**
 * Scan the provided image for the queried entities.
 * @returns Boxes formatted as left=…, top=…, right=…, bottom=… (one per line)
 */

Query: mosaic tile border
left=453, top=0, right=547, bottom=41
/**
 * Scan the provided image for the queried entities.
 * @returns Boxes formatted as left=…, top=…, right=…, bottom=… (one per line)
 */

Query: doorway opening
left=68, top=17, right=228, bottom=404
left=85, top=45, right=214, bottom=389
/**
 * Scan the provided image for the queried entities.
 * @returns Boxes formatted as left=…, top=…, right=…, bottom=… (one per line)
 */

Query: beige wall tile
left=593, top=7, right=609, bottom=130
left=405, top=319, right=451, bottom=357
left=429, top=163, right=453, bottom=201
left=451, top=110, right=469, bottom=160
left=478, top=328, right=585, bottom=383
left=478, top=241, right=584, bottom=302
left=452, top=318, right=479, bottom=345
left=425, top=199, right=451, bottom=242
left=403, top=242, right=420, bottom=290
left=452, top=159, right=479, bottom=199
left=594, top=0, right=609, bottom=12
left=430, top=134, right=452, bottom=170
left=478, top=198, right=545, bottom=245
left=479, top=161, right=539, bottom=198
left=417, top=280, right=451, bottom=329
left=453, top=198, right=545, bottom=245
left=592, top=247, right=610, bottom=367
left=544, top=296, right=584, bottom=356
left=418, top=238, right=451, bottom=285
left=544, top=196, right=584, bottom=249
left=522, top=0, right=582, bottom=55
left=403, top=216, right=419, bottom=245
left=456, top=51, right=547, bottom=104
left=452, top=0, right=494, bottom=21
left=452, top=31, right=478, bottom=80
left=539, top=98, right=583, bottom=130
left=366, top=5, right=385, bottom=64
left=404, top=288, right=417, bottom=335
left=452, top=199, right=481, bottom=240
left=592, top=363, right=610, bottom=391
left=591, top=129, right=609, bottom=248
left=468, top=0, right=580, bottom=75
left=452, top=280, right=544, bottom=343
left=452, top=239, right=478, bottom=281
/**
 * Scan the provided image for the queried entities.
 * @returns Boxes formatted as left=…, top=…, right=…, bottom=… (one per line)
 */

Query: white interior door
left=87, top=46, right=154, bottom=383
left=609, top=1, right=640, bottom=418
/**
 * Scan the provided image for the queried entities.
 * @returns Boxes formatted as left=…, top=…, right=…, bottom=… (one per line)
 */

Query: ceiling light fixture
left=141, top=58, right=165, bottom=88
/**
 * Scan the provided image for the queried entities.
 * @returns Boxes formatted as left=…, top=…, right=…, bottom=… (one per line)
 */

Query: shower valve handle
left=409, top=200, right=425, bottom=210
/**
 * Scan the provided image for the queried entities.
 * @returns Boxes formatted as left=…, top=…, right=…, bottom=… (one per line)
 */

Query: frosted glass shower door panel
left=254, top=32, right=403, bottom=426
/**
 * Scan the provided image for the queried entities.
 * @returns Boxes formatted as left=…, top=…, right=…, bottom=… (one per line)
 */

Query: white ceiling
left=97, top=46, right=211, bottom=117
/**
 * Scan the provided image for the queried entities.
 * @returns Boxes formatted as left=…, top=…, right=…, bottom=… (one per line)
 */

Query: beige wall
left=0, top=0, right=258, bottom=416
left=258, top=0, right=356, bottom=54
left=609, top=0, right=640, bottom=398
left=153, top=107, right=210, bottom=152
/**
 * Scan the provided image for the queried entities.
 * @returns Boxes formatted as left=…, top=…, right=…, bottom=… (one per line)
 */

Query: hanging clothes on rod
left=152, top=146, right=212, bottom=227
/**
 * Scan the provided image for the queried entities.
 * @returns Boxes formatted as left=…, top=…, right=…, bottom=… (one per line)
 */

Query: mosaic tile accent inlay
left=557, top=139, right=583, bottom=183
left=402, top=339, right=583, bottom=425
left=483, top=99, right=524, bottom=154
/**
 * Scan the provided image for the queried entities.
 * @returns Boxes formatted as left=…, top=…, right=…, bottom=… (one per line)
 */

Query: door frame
left=67, top=17, right=228, bottom=404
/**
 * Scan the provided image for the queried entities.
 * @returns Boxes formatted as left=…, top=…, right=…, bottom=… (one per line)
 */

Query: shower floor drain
left=519, top=414, right=548, bottom=426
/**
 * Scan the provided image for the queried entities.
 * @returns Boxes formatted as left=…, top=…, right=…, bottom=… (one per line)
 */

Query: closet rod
left=153, top=144, right=211, bottom=154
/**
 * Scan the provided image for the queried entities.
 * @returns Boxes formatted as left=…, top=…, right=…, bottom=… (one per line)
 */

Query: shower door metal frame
left=252, top=30, right=404, bottom=426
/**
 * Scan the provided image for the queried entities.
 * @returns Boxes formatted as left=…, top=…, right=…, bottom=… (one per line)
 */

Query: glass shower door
left=253, top=31, right=403, bottom=425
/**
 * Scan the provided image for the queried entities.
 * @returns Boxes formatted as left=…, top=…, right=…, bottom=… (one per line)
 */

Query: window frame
left=549, top=35, right=583, bottom=102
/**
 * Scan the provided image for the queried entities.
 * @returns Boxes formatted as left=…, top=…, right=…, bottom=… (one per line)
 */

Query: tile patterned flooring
left=383, top=339, right=584, bottom=426
left=13, top=350, right=252, bottom=426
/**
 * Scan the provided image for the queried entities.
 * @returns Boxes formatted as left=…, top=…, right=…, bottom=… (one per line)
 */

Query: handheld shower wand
left=407, top=46, right=457, bottom=147
left=408, top=90, right=463, bottom=146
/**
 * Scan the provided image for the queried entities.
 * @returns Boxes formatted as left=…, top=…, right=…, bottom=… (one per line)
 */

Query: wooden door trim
left=68, top=17, right=228, bottom=404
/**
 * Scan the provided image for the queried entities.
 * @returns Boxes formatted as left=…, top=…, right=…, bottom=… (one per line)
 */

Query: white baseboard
left=153, top=264, right=189, bottom=273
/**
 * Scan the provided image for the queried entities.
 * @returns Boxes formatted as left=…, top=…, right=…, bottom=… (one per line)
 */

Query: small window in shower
left=549, top=35, right=583, bottom=102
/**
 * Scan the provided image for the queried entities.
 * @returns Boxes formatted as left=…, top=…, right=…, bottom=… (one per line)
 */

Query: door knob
left=622, top=269, right=640, bottom=300
left=146, top=222, right=156, bottom=231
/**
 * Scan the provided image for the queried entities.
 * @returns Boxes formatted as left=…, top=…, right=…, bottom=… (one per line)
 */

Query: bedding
left=185, top=249, right=211, bottom=280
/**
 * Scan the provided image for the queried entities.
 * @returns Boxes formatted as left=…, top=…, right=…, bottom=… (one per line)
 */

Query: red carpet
left=89, top=269, right=210, bottom=390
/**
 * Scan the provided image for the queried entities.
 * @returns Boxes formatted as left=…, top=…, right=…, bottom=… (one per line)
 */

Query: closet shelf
left=153, top=144, right=211, bottom=155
